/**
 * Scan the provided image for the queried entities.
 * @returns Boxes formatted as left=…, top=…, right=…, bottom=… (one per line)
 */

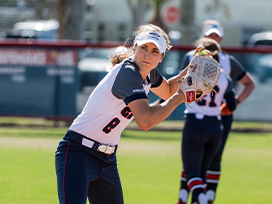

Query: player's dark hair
left=195, top=37, right=221, bottom=62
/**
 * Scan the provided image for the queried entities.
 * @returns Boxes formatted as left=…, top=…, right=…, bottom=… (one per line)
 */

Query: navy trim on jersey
left=236, top=70, right=246, bottom=81
left=227, top=53, right=247, bottom=80
left=126, top=58, right=163, bottom=88
left=112, top=60, right=144, bottom=100
left=124, top=93, right=147, bottom=105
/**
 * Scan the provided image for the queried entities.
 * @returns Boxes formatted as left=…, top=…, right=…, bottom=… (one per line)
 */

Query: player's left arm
left=128, top=89, right=185, bottom=131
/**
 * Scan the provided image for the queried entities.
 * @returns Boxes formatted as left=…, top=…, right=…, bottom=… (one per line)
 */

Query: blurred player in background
left=55, top=23, right=192, bottom=204
left=176, top=20, right=255, bottom=204
left=176, top=37, right=237, bottom=204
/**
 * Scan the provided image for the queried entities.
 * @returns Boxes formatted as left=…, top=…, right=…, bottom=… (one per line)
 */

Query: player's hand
left=177, top=88, right=186, bottom=103
left=220, top=102, right=233, bottom=116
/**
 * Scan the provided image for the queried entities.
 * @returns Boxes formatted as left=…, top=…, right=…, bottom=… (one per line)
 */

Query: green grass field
left=0, top=122, right=271, bottom=204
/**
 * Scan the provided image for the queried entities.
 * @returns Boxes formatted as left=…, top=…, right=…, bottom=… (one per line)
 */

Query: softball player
left=202, top=20, right=254, bottom=204
left=176, top=38, right=237, bottom=204
left=176, top=20, right=255, bottom=204
left=55, top=24, right=189, bottom=204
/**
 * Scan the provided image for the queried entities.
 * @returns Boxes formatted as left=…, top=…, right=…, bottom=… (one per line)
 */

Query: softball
left=197, top=50, right=210, bottom=56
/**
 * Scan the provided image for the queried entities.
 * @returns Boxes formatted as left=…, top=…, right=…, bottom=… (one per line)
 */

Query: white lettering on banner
left=11, top=75, right=26, bottom=83
left=46, top=68, right=75, bottom=76
left=61, top=77, right=75, bottom=84
left=0, top=50, right=46, bottom=65
left=47, top=68, right=75, bottom=84
left=56, top=51, right=75, bottom=66
left=0, top=66, right=25, bottom=75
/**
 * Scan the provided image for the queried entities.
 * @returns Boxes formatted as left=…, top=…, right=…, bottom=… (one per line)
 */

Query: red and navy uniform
left=178, top=50, right=243, bottom=204
left=55, top=58, right=163, bottom=204
left=179, top=72, right=236, bottom=204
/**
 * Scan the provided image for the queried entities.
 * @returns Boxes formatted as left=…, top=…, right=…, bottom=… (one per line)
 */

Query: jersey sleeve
left=179, top=52, right=191, bottom=71
left=149, top=68, right=163, bottom=88
left=229, top=55, right=247, bottom=81
left=112, top=62, right=147, bottom=105
left=179, top=50, right=195, bottom=72
left=224, top=76, right=236, bottom=111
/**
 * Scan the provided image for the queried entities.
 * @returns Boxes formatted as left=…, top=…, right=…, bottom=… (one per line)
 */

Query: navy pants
left=55, top=131, right=123, bottom=204
left=182, top=114, right=222, bottom=183
left=208, top=114, right=233, bottom=171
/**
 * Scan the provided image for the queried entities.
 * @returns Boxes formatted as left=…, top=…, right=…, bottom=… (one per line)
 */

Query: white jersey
left=218, top=52, right=231, bottom=76
left=70, top=58, right=163, bottom=145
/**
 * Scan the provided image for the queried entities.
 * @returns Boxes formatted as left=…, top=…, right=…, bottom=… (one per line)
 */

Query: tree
left=56, top=0, right=86, bottom=40
left=179, top=0, right=196, bottom=45
left=205, top=0, right=230, bottom=19
left=179, top=0, right=230, bottom=45
left=24, top=0, right=56, bottom=20
left=56, top=0, right=67, bottom=40
left=126, top=0, right=171, bottom=34
left=148, top=0, right=170, bottom=34
left=126, top=0, right=148, bottom=32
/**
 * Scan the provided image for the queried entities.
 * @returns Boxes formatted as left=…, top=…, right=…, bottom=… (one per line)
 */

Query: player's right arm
left=151, top=67, right=189, bottom=101
left=112, top=60, right=185, bottom=131
left=128, top=90, right=185, bottom=131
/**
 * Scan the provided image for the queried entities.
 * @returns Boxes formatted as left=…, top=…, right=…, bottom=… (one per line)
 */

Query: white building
left=1, top=0, right=272, bottom=47
left=84, top=0, right=272, bottom=46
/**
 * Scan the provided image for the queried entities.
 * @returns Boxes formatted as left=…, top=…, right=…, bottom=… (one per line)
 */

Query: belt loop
left=195, top=113, right=205, bottom=120
left=82, top=137, right=95, bottom=149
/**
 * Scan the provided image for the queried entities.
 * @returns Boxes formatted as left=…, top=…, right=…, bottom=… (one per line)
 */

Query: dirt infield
left=0, top=137, right=60, bottom=150
left=0, top=116, right=272, bottom=132
left=125, top=121, right=272, bottom=133
left=0, top=136, right=180, bottom=157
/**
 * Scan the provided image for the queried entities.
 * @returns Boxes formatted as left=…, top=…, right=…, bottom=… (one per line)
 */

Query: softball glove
left=179, top=48, right=221, bottom=104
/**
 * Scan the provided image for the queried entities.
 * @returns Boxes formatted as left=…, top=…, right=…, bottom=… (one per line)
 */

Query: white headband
left=203, top=24, right=224, bottom=38
left=134, top=31, right=167, bottom=54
